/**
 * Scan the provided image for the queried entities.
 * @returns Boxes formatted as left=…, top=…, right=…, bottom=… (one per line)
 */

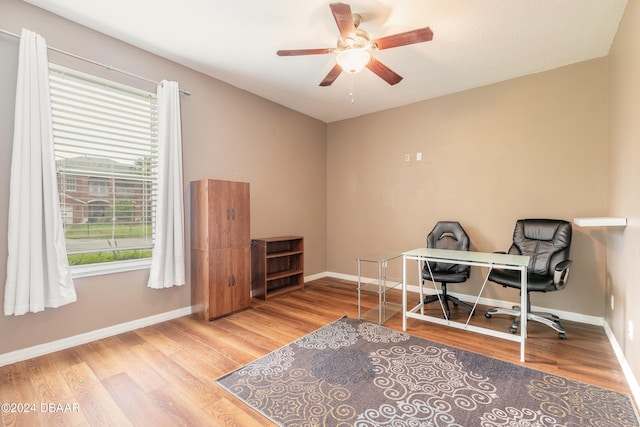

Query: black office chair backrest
left=426, top=221, right=470, bottom=274
left=508, top=219, right=572, bottom=276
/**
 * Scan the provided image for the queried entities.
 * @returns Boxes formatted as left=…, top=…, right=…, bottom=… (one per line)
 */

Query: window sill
left=70, top=258, right=151, bottom=278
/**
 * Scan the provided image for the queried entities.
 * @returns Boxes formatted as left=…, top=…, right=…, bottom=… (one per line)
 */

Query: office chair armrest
left=553, top=260, right=573, bottom=290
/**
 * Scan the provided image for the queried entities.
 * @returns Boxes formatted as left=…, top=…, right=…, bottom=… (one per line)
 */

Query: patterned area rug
left=217, top=317, right=640, bottom=426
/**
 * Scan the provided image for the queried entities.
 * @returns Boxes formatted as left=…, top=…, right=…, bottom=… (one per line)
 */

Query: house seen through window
left=49, top=63, right=158, bottom=267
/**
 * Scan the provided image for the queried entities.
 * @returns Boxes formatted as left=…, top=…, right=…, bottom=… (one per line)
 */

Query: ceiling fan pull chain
left=349, top=73, right=356, bottom=103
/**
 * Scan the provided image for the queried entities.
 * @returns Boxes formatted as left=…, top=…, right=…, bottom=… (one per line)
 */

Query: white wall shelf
left=574, top=217, right=627, bottom=227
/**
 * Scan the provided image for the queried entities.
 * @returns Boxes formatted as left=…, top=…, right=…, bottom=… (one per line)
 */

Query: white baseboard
left=305, top=272, right=330, bottom=282
left=0, top=306, right=192, bottom=367
left=604, top=321, right=640, bottom=408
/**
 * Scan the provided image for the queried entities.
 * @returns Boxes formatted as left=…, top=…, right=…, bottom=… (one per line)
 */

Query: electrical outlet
left=629, top=320, right=634, bottom=341
left=416, top=152, right=422, bottom=161
left=611, top=295, right=615, bottom=311
left=404, top=154, right=410, bottom=162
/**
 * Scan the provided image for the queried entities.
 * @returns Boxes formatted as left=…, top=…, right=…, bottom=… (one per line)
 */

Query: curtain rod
left=0, top=28, right=191, bottom=96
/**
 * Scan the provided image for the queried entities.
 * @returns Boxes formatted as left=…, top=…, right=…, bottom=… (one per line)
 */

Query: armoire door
left=208, top=180, right=250, bottom=249
left=227, top=181, right=250, bottom=248
left=208, top=247, right=250, bottom=318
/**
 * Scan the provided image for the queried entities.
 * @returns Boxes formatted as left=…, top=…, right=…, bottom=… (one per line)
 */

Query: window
left=88, top=178, right=109, bottom=196
left=65, top=178, right=77, bottom=191
left=49, top=63, right=158, bottom=271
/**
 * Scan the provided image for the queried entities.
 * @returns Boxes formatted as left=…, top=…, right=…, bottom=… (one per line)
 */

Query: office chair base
left=424, top=294, right=475, bottom=320
left=485, top=307, right=566, bottom=339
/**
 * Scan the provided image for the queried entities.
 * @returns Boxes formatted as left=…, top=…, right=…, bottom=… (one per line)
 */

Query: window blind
left=49, top=63, right=158, bottom=266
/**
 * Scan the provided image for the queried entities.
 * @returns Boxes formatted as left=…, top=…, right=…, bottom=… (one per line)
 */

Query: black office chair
left=422, top=221, right=473, bottom=320
left=485, top=219, right=573, bottom=339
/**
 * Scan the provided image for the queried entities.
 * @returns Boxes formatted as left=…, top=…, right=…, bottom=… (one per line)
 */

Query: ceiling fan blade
left=319, top=64, right=343, bottom=87
left=372, top=27, right=433, bottom=50
left=366, top=57, right=403, bottom=85
left=277, top=48, right=332, bottom=56
left=330, top=2, right=356, bottom=40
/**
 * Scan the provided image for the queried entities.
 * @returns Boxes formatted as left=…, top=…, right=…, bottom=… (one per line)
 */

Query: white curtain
left=5, top=29, right=76, bottom=316
left=147, top=80, right=185, bottom=289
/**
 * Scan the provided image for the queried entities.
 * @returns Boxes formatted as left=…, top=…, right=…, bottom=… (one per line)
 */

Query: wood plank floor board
left=249, top=301, right=315, bottom=325
left=24, top=355, right=86, bottom=426
left=114, top=331, right=148, bottom=348
left=0, top=361, right=50, bottom=426
left=271, top=296, right=354, bottom=323
left=0, top=278, right=635, bottom=426
left=146, top=383, right=218, bottom=427
left=45, top=347, right=83, bottom=370
left=129, top=342, right=226, bottom=412
left=206, top=317, right=286, bottom=357
left=166, top=317, right=258, bottom=368
left=217, top=310, right=304, bottom=347
left=101, top=372, right=175, bottom=427
left=259, top=302, right=340, bottom=332
left=168, top=350, right=227, bottom=390
left=132, top=326, right=183, bottom=357
left=102, top=336, right=168, bottom=395
left=245, top=302, right=311, bottom=330
left=58, top=361, right=132, bottom=427
left=149, top=320, right=250, bottom=366
left=171, top=316, right=249, bottom=372
left=72, top=339, right=125, bottom=381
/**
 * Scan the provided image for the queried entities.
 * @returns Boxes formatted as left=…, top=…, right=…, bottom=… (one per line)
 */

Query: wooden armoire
left=190, top=179, right=250, bottom=320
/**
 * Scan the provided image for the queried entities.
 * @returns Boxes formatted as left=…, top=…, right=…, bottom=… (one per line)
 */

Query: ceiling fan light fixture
left=276, top=3, right=433, bottom=87
left=336, top=48, right=370, bottom=73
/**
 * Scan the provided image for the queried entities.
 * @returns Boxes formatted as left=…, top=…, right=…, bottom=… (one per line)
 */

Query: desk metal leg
left=377, top=261, right=383, bottom=324
left=418, top=260, right=425, bottom=315
left=520, top=265, right=527, bottom=362
left=382, top=259, right=388, bottom=306
left=357, top=260, right=361, bottom=320
left=402, top=255, right=407, bottom=331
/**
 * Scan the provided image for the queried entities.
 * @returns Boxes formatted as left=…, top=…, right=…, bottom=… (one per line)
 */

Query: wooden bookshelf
left=251, top=236, right=304, bottom=300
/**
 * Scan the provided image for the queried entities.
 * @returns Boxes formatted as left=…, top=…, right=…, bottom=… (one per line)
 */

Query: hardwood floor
left=0, top=277, right=635, bottom=426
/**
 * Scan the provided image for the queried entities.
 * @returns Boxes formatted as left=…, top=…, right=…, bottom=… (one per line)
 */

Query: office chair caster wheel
left=558, top=332, right=566, bottom=340
left=485, top=312, right=492, bottom=318
left=509, top=326, right=518, bottom=334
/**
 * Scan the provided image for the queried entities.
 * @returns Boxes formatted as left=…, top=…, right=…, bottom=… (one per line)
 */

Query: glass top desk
left=402, top=248, right=530, bottom=362
left=356, top=252, right=403, bottom=325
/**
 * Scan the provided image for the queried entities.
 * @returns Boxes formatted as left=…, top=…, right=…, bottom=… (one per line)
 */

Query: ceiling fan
left=276, top=2, right=433, bottom=87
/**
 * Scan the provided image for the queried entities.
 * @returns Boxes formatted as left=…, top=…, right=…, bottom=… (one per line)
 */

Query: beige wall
left=327, top=58, right=609, bottom=316
left=608, top=0, right=640, bottom=388
left=0, top=0, right=327, bottom=355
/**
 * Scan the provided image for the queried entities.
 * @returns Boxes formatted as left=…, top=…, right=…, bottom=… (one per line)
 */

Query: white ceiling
left=25, top=0, right=627, bottom=123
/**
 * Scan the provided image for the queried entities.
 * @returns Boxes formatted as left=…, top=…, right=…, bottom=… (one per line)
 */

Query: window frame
left=49, top=63, right=158, bottom=277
